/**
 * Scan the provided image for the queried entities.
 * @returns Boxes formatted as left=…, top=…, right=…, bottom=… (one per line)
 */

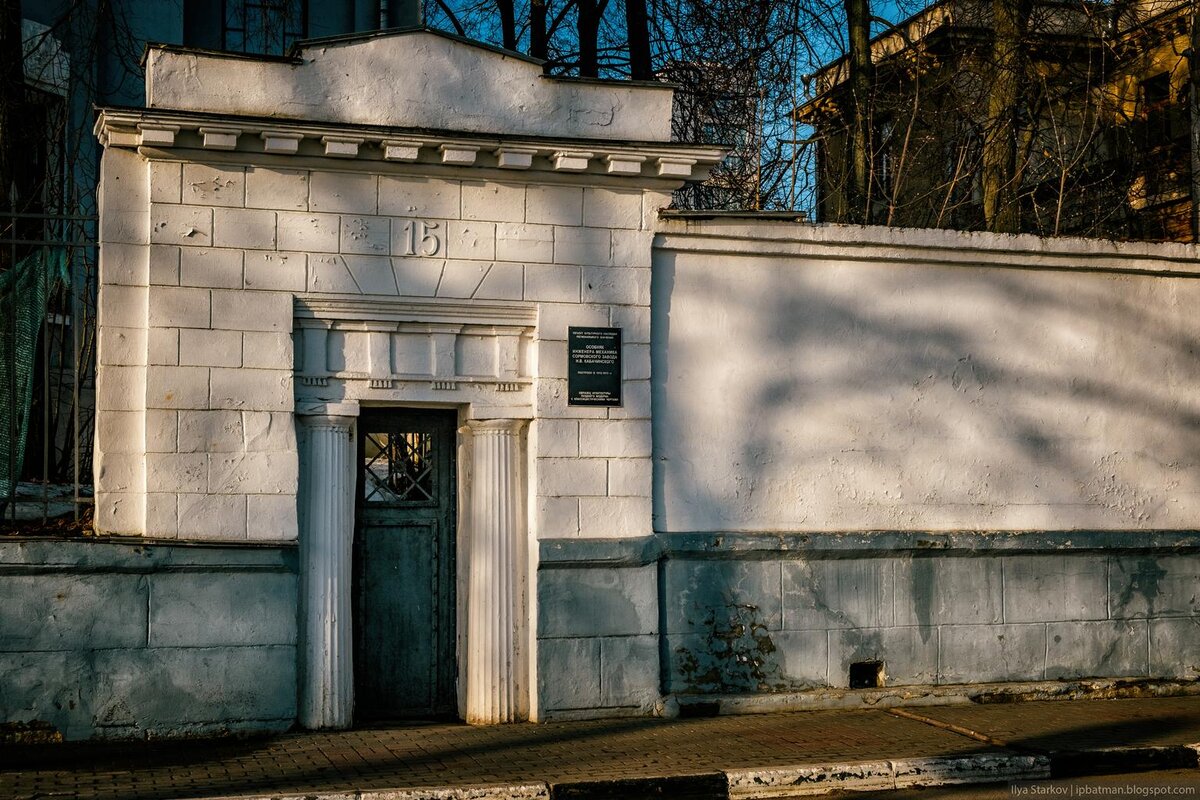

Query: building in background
left=797, top=0, right=1198, bottom=241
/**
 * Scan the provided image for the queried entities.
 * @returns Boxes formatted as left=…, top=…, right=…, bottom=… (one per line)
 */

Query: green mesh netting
left=1, top=247, right=69, bottom=505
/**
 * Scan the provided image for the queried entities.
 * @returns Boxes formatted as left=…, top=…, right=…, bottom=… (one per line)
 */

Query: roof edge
left=288, top=25, right=545, bottom=66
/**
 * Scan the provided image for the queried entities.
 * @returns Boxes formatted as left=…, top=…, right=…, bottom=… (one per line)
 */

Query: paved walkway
left=2, top=697, right=1199, bottom=799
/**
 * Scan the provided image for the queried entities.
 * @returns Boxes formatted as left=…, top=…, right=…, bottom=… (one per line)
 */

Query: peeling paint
left=673, top=602, right=801, bottom=694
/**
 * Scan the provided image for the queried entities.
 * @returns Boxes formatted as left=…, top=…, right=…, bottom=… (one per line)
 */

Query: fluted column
left=466, top=418, right=526, bottom=724
left=298, top=413, right=356, bottom=729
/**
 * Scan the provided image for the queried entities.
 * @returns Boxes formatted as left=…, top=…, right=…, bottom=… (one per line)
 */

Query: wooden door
left=354, top=408, right=457, bottom=720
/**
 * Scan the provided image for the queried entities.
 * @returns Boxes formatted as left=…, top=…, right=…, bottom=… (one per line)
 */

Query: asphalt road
left=832, top=769, right=1200, bottom=799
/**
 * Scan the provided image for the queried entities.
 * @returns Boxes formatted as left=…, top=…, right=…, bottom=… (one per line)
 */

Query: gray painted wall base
left=7, top=533, right=1199, bottom=734
left=537, top=564, right=660, bottom=717
left=0, top=538, right=299, bottom=740
left=537, top=533, right=1200, bottom=718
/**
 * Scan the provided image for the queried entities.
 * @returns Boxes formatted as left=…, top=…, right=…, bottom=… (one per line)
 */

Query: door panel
left=354, top=408, right=457, bottom=721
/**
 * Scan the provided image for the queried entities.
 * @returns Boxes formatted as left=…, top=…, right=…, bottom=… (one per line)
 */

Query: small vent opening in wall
left=678, top=701, right=721, bottom=718
left=849, top=660, right=885, bottom=689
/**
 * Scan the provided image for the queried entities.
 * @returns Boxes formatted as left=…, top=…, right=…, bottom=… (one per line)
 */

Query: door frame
left=295, top=399, right=535, bottom=727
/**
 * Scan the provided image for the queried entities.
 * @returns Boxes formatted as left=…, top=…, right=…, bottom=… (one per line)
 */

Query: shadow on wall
left=650, top=246, right=1200, bottom=694
left=653, top=253, right=1200, bottom=531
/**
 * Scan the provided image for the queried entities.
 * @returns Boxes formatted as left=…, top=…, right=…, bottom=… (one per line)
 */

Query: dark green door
left=354, top=408, right=457, bottom=720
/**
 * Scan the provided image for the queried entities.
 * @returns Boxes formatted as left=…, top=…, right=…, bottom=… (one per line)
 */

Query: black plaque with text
left=568, top=327, right=622, bottom=406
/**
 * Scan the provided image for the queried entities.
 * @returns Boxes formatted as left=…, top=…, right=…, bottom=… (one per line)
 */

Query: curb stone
left=725, top=760, right=895, bottom=797
left=725, top=754, right=1051, bottom=798
left=550, top=772, right=728, bottom=799
left=892, top=755, right=1050, bottom=787
left=164, top=745, right=1200, bottom=800
left=176, top=784, right=552, bottom=800
left=1049, top=745, right=1200, bottom=777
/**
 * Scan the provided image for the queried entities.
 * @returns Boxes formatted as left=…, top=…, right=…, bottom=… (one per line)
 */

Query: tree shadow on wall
left=650, top=248, right=1200, bottom=693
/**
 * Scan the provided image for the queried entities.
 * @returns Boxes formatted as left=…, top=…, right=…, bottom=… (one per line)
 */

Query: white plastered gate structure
left=92, top=29, right=723, bottom=727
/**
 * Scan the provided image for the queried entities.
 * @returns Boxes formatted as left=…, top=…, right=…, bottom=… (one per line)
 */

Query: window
left=223, top=0, right=306, bottom=55
left=1141, top=72, right=1171, bottom=107
left=1140, top=72, right=1175, bottom=150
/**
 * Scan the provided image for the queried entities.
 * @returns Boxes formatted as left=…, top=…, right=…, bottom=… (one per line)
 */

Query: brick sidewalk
left=2, top=697, right=1198, bottom=800
left=908, top=696, right=1200, bottom=752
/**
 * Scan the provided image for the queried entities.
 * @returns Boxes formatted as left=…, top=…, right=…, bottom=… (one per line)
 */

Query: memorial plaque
left=568, top=326, right=622, bottom=406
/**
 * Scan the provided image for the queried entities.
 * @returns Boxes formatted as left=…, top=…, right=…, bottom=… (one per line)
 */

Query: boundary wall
left=538, top=220, right=1200, bottom=715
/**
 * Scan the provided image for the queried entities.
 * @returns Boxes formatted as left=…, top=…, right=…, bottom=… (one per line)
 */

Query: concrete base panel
left=0, top=539, right=298, bottom=740
left=538, top=536, right=1200, bottom=716
left=661, top=547, right=1200, bottom=696
left=536, top=563, right=660, bottom=717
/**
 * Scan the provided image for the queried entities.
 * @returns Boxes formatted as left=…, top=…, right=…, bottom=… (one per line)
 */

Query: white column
left=466, top=418, right=527, bottom=724
left=298, top=412, right=356, bottom=729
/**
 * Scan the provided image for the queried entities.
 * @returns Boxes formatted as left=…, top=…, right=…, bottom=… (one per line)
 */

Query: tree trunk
left=1190, top=5, right=1199, bottom=242
left=495, top=0, right=517, bottom=51
left=982, top=0, right=1024, bottom=233
left=625, top=0, right=652, bottom=81
left=578, top=0, right=601, bottom=77
left=531, top=0, right=548, bottom=61
left=843, top=0, right=873, bottom=224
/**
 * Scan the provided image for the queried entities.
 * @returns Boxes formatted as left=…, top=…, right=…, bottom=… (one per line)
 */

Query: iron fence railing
left=1, top=209, right=97, bottom=528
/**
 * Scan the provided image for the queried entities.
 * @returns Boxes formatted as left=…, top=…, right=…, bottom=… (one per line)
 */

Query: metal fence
left=1, top=209, right=97, bottom=528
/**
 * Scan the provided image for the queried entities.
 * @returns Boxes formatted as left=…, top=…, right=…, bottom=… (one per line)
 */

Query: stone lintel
left=294, top=295, right=538, bottom=328
left=295, top=400, right=361, bottom=418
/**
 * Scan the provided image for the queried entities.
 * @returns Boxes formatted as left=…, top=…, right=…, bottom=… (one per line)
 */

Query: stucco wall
left=96, top=145, right=669, bottom=542
left=145, top=30, right=674, bottom=142
left=620, top=219, right=1200, bottom=706
left=79, top=29, right=729, bottom=735
left=657, top=537, right=1200, bottom=696
left=653, top=220, right=1200, bottom=533
left=71, top=33, right=1200, bottom=734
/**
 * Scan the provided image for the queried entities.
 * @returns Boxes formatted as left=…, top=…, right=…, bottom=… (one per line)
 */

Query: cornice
left=294, top=295, right=537, bottom=327
left=654, top=219, right=1200, bottom=277
left=95, top=107, right=726, bottom=183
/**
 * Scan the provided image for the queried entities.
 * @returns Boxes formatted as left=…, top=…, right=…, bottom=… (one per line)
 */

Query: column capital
left=297, top=400, right=360, bottom=423
left=466, top=417, right=526, bottom=435
left=298, top=414, right=355, bottom=432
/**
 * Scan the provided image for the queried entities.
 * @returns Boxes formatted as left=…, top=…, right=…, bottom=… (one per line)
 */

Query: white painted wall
left=653, top=220, right=1200, bottom=532
left=94, top=30, right=722, bottom=541
left=145, top=30, right=674, bottom=142
left=96, top=149, right=672, bottom=541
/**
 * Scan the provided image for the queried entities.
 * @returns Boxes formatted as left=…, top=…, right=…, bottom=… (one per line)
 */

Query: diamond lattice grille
left=362, top=432, right=436, bottom=503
